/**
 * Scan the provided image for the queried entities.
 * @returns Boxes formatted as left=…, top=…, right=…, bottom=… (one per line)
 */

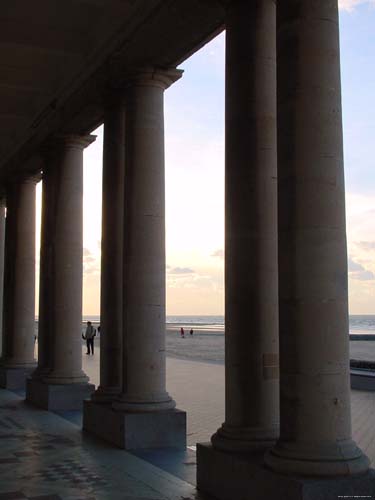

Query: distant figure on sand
left=180, top=327, right=185, bottom=338
left=83, top=321, right=96, bottom=355
left=190, top=328, right=193, bottom=336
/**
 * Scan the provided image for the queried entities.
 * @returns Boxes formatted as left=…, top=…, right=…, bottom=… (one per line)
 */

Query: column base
left=90, top=385, right=121, bottom=403
left=264, top=439, right=370, bottom=476
left=0, top=366, right=36, bottom=390
left=197, top=443, right=375, bottom=500
left=113, top=392, right=176, bottom=412
left=211, top=423, right=279, bottom=452
left=83, top=400, right=186, bottom=450
left=26, top=378, right=95, bottom=410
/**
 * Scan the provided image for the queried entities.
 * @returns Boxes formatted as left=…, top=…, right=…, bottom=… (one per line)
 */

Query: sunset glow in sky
left=35, top=1, right=375, bottom=315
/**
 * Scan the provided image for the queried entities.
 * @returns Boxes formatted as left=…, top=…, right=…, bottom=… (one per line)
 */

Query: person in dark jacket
left=83, top=321, right=96, bottom=355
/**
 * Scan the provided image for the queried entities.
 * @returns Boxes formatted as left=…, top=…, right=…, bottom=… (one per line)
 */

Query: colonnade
left=0, top=0, right=373, bottom=497
left=197, top=1, right=373, bottom=499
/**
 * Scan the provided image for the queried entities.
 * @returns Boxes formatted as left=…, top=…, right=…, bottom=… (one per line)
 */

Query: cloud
left=83, top=247, right=100, bottom=276
left=339, top=0, right=375, bottom=11
left=211, top=248, right=224, bottom=259
left=356, top=270, right=375, bottom=281
left=168, top=267, right=194, bottom=275
left=357, top=241, right=375, bottom=251
left=348, top=257, right=375, bottom=280
left=348, top=257, right=364, bottom=272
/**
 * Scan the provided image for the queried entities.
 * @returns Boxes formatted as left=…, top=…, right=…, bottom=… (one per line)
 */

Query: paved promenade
left=1, top=342, right=375, bottom=498
left=83, top=341, right=375, bottom=447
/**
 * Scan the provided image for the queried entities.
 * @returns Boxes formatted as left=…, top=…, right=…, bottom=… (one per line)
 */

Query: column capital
left=42, top=134, right=96, bottom=156
left=5, top=173, right=41, bottom=192
left=119, top=67, right=183, bottom=91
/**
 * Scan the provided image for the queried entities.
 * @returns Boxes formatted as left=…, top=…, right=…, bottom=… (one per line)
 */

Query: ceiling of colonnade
left=0, top=0, right=224, bottom=181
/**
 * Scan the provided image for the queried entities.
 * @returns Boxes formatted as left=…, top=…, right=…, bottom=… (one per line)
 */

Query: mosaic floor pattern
left=0, top=390, right=199, bottom=500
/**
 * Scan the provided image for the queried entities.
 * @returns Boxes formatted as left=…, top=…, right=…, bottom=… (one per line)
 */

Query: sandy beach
left=165, top=325, right=375, bottom=365
left=166, top=324, right=225, bottom=364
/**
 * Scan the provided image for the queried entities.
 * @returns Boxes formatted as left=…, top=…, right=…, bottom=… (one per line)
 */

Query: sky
left=35, top=1, right=375, bottom=316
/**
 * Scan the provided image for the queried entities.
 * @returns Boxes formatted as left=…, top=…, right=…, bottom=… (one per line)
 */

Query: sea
left=82, top=314, right=375, bottom=335
left=163, top=315, right=375, bottom=364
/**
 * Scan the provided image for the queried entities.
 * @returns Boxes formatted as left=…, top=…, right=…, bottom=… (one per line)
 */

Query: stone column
left=31, top=164, right=56, bottom=379
left=26, top=135, right=96, bottom=410
left=211, top=0, right=279, bottom=453
left=264, top=0, right=369, bottom=477
left=84, top=69, right=186, bottom=450
left=92, top=94, right=125, bottom=401
left=0, top=178, right=37, bottom=389
left=114, top=69, right=182, bottom=413
left=0, top=198, right=6, bottom=359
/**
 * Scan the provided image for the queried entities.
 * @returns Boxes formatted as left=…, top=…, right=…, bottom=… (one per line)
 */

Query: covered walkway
left=1, top=354, right=375, bottom=499
left=1, top=1, right=375, bottom=498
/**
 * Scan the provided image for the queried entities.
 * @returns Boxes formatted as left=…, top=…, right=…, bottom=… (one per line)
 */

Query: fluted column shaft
left=43, top=135, right=95, bottom=384
left=114, top=68, right=182, bottom=412
left=265, top=0, right=369, bottom=476
left=212, top=0, right=279, bottom=452
left=93, top=96, right=125, bottom=401
left=2, top=179, right=36, bottom=367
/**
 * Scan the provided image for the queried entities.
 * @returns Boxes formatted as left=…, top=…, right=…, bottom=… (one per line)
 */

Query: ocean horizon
left=30, top=314, right=375, bottom=366
left=32, top=314, right=375, bottom=336
left=75, top=314, right=375, bottom=336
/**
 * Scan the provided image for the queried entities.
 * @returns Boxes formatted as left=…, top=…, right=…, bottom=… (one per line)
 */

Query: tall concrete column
left=84, top=69, right=186, bottom=450
left=31, top=164, right=57, bottom=379
left=114, top=69, right=182, bottom=413
left=0, top=198, right=6, bottom=359
left=211, top=0, right=279, bottom=453
left=92, top=94, right=125, bottom=401
left=264, top=0, right=369, bottom=477
left=26, top=135, right=95, bottom=410
left=0, top=178, right=37, bottom=389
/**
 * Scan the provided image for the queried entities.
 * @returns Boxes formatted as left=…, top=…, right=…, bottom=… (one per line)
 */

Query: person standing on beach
left=84, top=321, right=96, bottom=355
left=190, top=328, right=193, bottom=336
left=180, top=327, right=185, bottom=338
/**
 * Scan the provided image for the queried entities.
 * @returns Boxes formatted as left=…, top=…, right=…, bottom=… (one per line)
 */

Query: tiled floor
left=0, top=391, right=198, bottom=500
